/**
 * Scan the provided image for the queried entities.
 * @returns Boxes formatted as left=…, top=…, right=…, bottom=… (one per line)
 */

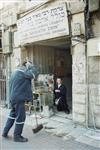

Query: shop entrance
left=36, top=37, right=72, bottom=117
left=22, top=37, right=72, bottom=118
left=54, top=48, right=72, bottom=113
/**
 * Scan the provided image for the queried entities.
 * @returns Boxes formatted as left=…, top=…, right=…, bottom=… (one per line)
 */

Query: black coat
left=54, top=84, right=68, bottom=111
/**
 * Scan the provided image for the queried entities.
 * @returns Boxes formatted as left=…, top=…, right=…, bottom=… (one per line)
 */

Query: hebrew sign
left=17, top=3, right=69, bottom=45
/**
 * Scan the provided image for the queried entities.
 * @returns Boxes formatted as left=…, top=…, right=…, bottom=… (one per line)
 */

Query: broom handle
left=34, top=102, right=38, bottom=126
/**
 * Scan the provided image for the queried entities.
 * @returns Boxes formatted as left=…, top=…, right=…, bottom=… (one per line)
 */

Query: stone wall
left=88, top=56, right=100, bottom=128
left=71, top=7, right=100, bottom=128
left=72, top=43, right=86, bottom=125
left=87, top=14, right=100, bottom=128
left=71, top=12, right=87, bottom=125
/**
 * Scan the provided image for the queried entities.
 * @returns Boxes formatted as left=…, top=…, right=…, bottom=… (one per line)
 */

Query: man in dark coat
left=2, top=61, right=39, bottom=142
left=54, top=78, right=70, bottom=114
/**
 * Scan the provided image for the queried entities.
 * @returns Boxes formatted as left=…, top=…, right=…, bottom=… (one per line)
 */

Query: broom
left=32, top=100, right=43, bottom=133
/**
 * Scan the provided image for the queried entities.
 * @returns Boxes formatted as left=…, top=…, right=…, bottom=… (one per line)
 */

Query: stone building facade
left=0, top=0, right=100, bottom=128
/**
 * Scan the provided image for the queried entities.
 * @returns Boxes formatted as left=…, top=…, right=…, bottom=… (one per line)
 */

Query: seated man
left=54, top=78, right=70, bottom=114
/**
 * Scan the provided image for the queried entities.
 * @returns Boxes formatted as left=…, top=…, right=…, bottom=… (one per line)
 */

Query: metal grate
left=0, top=53, right=6, bottom=106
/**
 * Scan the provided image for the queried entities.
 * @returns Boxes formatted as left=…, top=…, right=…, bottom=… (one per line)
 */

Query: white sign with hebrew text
left=17, top=3, right=69, bottom=45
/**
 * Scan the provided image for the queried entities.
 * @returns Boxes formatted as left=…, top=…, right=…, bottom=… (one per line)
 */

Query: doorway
left=54, top=48, right=72, bottom=112
left=22, top=37, right=72, bottom=119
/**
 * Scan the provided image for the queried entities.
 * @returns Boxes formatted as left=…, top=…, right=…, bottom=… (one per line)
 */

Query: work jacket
left=10, top=65, right=39, bottom=105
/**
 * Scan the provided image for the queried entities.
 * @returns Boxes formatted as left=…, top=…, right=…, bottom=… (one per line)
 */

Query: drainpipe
left=84, top=0, right=89, bottom=130
left=85, top=0, right=95, bottom=131
left=6, top=27, right=12, bottom=108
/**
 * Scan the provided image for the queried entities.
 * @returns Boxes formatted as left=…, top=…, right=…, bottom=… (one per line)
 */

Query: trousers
left=3, top=102, right=26, bottom=137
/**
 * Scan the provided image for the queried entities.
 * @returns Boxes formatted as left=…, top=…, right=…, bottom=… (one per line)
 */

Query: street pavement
left=0, top=107, right=100, bottom=150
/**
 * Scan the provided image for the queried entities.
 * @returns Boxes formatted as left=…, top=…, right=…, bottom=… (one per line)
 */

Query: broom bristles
left=32, top=124, right=43, bottom=133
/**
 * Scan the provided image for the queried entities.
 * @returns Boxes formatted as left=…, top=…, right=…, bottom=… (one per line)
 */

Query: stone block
left=95, top=116, right=100, bottom=128
left=89, top=95, right=100, bottom=106
left=72, top=43, right=85, bottom=55
left=73, top=103, right=86, bottom=114
left=89, top=84, right=100, bottom=96
left=95, top=96, right=100, bottom=106
left=73, top=73, right=86, bottom=84
left=73, top=113, right=85, bottom=124
left=73, top=94, right=86, bottom=104
left=73, top=84, right=86, bottom=95
left=94, top=105, right=100, bottom=115
left=72, top=54, right=86, bottom=84
left=89, top=73, right=100, bottom=84
left=88, top=57, right=100, bottom=73
left=73, top=55, right=86, bottom=74
left=71, top=13, right=85, bottom=36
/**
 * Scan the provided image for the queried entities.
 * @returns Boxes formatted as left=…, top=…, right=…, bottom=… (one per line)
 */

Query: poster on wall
left=17, top=2, right=69, bottom=45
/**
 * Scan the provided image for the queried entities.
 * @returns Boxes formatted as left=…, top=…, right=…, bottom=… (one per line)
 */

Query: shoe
left=2, top=133, right=8, bottom=138
left=65, top=109, right=70, bottom=114
left=14, top=136, right=28, bottom=142
left=20, top=136, right=28, bottom=141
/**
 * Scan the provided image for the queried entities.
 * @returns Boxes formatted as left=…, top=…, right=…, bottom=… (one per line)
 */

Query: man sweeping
left=2, top=61, right=39, bottom=142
